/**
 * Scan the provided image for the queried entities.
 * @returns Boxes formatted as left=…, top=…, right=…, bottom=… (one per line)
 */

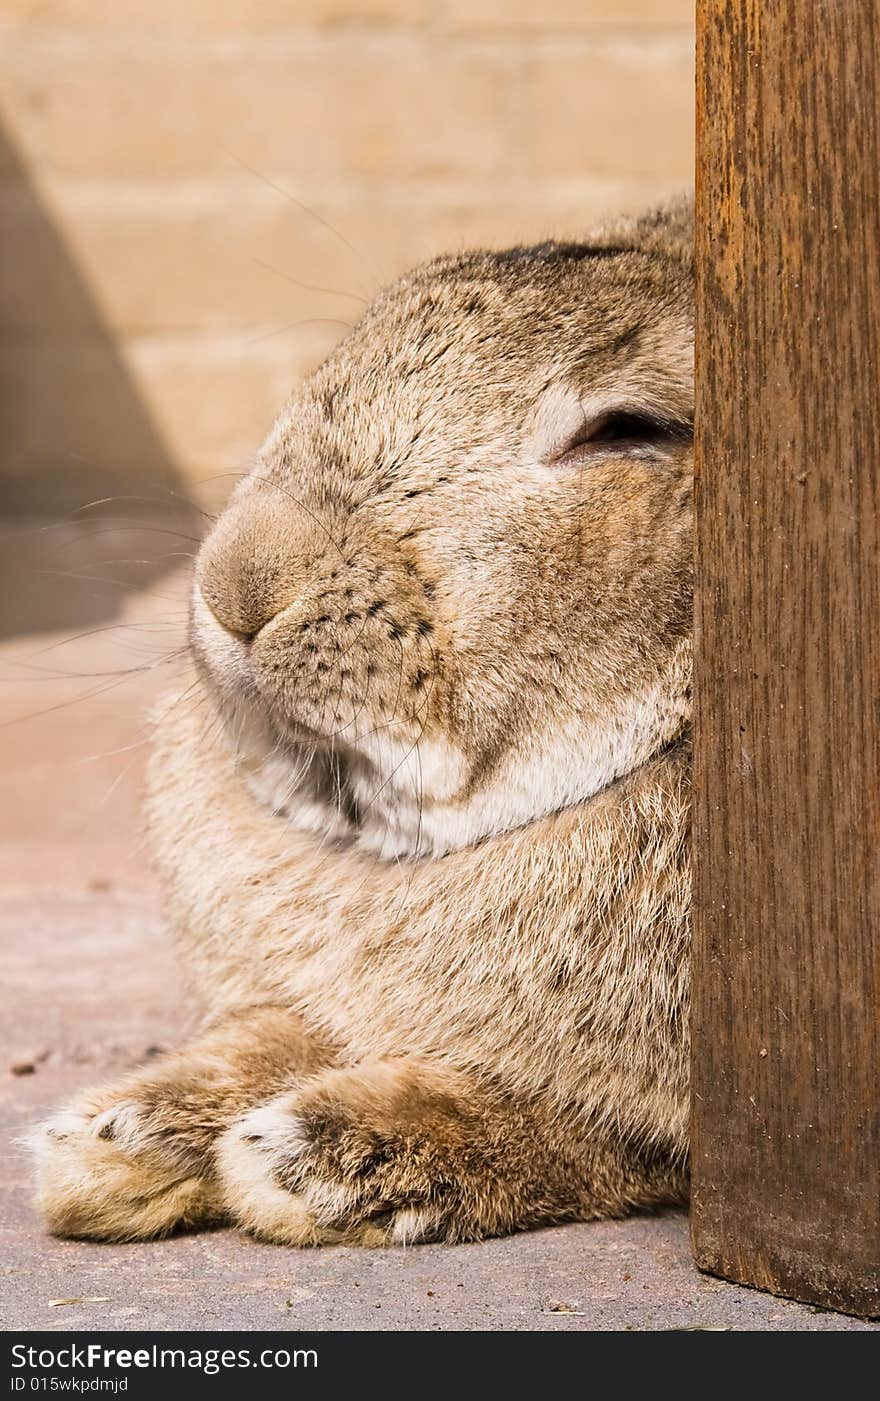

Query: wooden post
left=692, top=1, right=880, bottom=1316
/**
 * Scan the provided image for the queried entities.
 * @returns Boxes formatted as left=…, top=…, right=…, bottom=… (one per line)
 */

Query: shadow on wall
left=0, top=124, right=201, bottom=637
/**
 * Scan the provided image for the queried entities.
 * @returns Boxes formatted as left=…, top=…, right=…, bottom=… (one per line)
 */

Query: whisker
left=71, top=493, right=217, bottom=525
left=4, top=650, right=188, bottom=687
left=0, top=658, right=186, bottom=730
left=246, top=316, right=353, bottom=347
left=327, top=669, right=374, bottom=742
left=23, top=621, right=187, bottom=660
left=45, top=523, right=205, bottom=549
left=29, top=569, right=190, bottom=604
left=9, top=624, right=181, bottom=658
left=225, top=151, right=377, bottom=284
left=75, top=734, right=150, bottom=766
left=359, top=647, right=439, bottom=820
left=77, top=553, right=196, bottom=567
left=390, top=737, right=424, bottom=919
left=189, top=469, right=246, bottom=491
left=251, top=257, right=368, bottom=305
left=94, top=749, right=149, bottom=812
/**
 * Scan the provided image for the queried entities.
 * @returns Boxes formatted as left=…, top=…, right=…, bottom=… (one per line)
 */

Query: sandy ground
left=1, top=520, right=875, bottom=1333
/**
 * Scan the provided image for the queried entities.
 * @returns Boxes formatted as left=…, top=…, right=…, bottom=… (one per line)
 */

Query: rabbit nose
left=195, top=492, right=317, bottom=640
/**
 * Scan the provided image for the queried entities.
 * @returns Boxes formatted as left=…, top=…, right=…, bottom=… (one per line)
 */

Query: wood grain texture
left=692, top=0, right=880, bottom=1316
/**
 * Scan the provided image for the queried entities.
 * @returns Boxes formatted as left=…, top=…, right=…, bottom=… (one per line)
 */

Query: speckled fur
left=33, top=197, right=695, bottom=1246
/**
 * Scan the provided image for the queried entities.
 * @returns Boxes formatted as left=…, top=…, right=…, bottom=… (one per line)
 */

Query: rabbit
left=32, top=195, right=695, bottom=1247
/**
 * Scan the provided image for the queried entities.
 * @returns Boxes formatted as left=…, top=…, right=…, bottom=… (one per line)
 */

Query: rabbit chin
left=206, top=675, right=681, bottom=863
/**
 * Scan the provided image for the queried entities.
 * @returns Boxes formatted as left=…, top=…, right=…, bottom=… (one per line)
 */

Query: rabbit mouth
left=209, top=679, right=476, bottom=861
left=219, top=692, right=368, bottom=843
left=211, top=681, right=440, bottom=858
left=191, top=582, right=462, bottom=857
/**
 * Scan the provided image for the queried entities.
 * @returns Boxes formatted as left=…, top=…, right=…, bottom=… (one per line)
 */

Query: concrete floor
left=1, top=520, right=876, bottom=1333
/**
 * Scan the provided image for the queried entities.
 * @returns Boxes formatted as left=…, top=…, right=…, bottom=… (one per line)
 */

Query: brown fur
left=33, top=197, right=695, bottom=1246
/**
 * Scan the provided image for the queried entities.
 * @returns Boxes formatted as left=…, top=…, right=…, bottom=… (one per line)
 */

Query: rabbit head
left=192, top=199, right=694, bottom=858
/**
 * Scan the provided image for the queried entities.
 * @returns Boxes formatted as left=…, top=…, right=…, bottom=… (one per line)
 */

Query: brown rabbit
left=33, top=197, right=695, bottom=1246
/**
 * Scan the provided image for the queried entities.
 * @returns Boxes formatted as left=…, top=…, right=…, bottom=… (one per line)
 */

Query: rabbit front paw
left=215, top=1058, right=561, bottom=1248
left=217, top=1092, right=445, bottom=1247
left=32, top=1088, right=225, bottom=1241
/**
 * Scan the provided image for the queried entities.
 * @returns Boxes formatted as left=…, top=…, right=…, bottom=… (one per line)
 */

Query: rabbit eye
left=588, top=411, right=666, bottom=443
left=555, top=409, right=690, bottom=464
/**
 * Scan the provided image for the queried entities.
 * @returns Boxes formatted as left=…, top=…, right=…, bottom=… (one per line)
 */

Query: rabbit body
left=34, top=199, right=695, bottom=1246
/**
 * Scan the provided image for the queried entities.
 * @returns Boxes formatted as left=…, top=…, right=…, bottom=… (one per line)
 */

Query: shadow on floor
left=0, top=122, right=202, bottom=637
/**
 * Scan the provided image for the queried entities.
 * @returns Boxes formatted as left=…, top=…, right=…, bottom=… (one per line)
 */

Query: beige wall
left=0, top=1, right=694, bottom=512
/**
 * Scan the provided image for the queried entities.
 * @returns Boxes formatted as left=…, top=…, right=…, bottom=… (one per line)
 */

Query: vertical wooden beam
left=692, top=0, right=880, bottom=1316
